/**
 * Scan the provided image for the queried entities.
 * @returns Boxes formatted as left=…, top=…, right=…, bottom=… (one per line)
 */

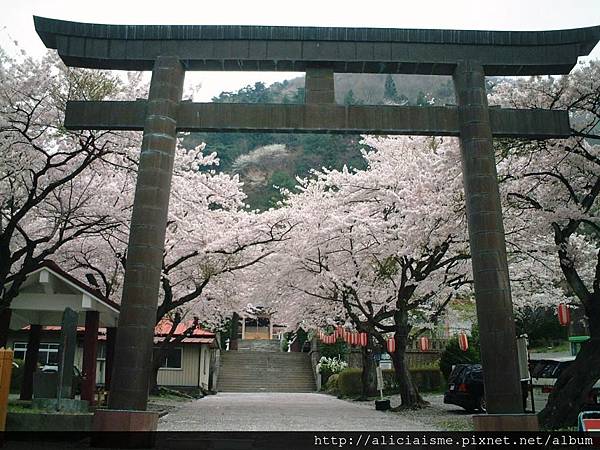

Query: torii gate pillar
left=453, top=60, right=523, bottom=412
left=100, top=56, right=184, bottom=425
left=454, top=61, right=537, bottom=429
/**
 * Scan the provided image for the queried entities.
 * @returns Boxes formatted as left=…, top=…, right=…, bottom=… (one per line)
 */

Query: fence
left=0, top=348, right=14, bottom=431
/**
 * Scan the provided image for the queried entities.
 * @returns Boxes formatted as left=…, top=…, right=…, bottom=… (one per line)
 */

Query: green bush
left=336, top=367, right=443, bottom=397
left=318, top=339, right=349, bottom=359
left=337, top=368, right=363, bottom=397
left=324, top=373, right=339, bottom=394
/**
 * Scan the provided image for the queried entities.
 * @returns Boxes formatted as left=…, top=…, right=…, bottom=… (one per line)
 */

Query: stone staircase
left=237, top=339, right=281, bottom=352
left=218, top=340, right=316, bottom=393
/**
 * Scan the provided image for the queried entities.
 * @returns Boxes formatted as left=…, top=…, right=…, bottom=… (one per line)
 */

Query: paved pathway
left=158, top=392, right=440, bottom=431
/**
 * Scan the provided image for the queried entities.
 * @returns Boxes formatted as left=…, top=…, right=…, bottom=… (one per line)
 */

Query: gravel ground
left=148, top=394, right=194, bottom=417
left=383, top=393, right=475, bottom=431
left=158, top=392, right=443, bottom=431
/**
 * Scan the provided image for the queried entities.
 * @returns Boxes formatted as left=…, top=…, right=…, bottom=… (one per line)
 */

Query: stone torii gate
left=34, top=16, right=599, bottom=431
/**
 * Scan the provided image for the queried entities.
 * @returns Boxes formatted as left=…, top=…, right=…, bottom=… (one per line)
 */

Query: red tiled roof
left=21, top=321, right=216, bottom=342
left=153, top=336, right=215, bottom=345
left=154, top=319, right=215, bottom=337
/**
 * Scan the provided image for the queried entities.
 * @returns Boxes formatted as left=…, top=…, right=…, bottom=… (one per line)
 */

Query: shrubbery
left=10, top=359, right=24, bottom=394
left=335, top=367, right=443, bottom=397
left=324, top=373, right=340, bottom=395
left=515, top=306, right=568, bottom=348
left=318, top=356, right=348, bottom=387
left=318, top=339, right=348, bottom=359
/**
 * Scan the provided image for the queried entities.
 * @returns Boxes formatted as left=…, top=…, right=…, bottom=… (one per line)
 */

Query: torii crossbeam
left=34, top=15, right=600, bottom=432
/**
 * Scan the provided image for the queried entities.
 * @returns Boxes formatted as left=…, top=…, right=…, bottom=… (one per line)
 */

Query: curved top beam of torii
left=34, top=16, right=600, bottom=75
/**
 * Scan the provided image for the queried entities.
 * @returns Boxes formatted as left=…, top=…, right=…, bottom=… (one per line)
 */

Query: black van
left=443, top=364, right=485, bottom=412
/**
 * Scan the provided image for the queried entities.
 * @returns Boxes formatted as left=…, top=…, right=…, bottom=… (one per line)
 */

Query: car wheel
left=478, top=396, right=487, bottom=412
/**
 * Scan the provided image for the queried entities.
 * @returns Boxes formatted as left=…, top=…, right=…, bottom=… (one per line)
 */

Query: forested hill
left=182, top=74, right=457, bottom=210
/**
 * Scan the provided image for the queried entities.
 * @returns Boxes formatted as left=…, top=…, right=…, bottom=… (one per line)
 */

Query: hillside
left=182, top=74, right=457, bottom=210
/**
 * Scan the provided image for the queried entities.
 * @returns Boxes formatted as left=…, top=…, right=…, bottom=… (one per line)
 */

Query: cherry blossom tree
left=57, top=139, right=294, bottom=391
left=258, top=136, right=472, bottom=408
left=0, top=48, right=143, bottom=318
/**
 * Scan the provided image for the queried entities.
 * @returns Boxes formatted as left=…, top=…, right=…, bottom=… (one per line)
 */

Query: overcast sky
left=3, top=0, right=600, bottom=100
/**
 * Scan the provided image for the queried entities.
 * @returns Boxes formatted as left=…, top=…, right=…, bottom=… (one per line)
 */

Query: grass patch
left=530, top=341, right=570, bottom=354
left=8, top=403, right=45, bottom=414
left=437, top=418, right=474, bottom=431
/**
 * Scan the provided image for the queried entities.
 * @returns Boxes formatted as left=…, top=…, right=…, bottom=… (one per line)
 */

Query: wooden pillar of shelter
left=20, top=324, right=41, bottom=400
left=82, top=310, right=99, bottom=404
left=453, top=61, right=523, bottom=415
left=107, top=56, right=185, bottom=414
left=0, top=309, right=12, bottom=348
left=104, top=327, right=117, bottom=390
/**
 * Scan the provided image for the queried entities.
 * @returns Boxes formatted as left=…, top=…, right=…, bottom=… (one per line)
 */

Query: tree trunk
left=360, top=336, right=377, bottom=400
left=230, top=312, right=240, bottom=350
left=389, top=331, right=427, bottom=409
left=539, top=305, right=600, bottom=429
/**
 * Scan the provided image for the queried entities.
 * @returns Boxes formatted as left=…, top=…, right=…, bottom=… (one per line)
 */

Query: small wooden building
left=1, top=262, right=219, bottom=398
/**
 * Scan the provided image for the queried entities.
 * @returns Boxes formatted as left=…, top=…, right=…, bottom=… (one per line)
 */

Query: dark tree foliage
left=439, top=326, right=480, bottom=380
left=515, top=306, right=568, bottom=348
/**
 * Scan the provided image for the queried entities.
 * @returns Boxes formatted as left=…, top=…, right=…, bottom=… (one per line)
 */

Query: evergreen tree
left=416, top=90, right=429, bottom=106
left=343, top=89, right=362, bottom=105
left=383, top=74, right=399, bottom=103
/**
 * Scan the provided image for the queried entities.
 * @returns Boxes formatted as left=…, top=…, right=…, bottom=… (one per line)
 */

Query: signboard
left=579, top=412, right=600, bottom=432
left=376, top=366, right=384, bottom=392
left=516, top=336, right=530, bottom=381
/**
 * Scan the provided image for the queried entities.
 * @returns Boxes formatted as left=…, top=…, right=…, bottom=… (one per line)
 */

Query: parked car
left=529, top=356, right=600, bottom=411
left=444, top=358, right=600, bottom=414
left=444, top=364, right=485, bottom=412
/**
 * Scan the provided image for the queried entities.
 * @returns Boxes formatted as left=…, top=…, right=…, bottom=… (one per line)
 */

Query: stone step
left=236, top=339, right=281, bottom=352
left=218, top=386, right=316, bottom=392
left=218, top=349, right=315, bottom=393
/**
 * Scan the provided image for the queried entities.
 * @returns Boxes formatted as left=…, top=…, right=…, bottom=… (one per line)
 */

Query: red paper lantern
left=336, top=326, right=343, bottom=339
left=418, top=336, right=430, bottom=352
left=386, top=337, right=396, bottom=354
left=344, top=329, right=350, bottom=343
left=359, top=332, right=368, bottom=347
left=351, top=332, right=358, bottom=346
left=458, top=332, right=469, bottom=352
left=558, top=303, right=570, bottom=327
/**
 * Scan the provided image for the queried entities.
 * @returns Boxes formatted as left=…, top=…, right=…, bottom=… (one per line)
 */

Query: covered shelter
left=0, top=261, right=119, bottom=404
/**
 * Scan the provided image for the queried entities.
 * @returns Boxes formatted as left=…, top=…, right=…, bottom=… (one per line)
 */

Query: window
left=157, top=347, right=182, bottom=370
left=96, top=342, right=106, bottom=361
left=13, top=343, right=27, bottom=361
left=13, top=342, right=59, bottom=365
